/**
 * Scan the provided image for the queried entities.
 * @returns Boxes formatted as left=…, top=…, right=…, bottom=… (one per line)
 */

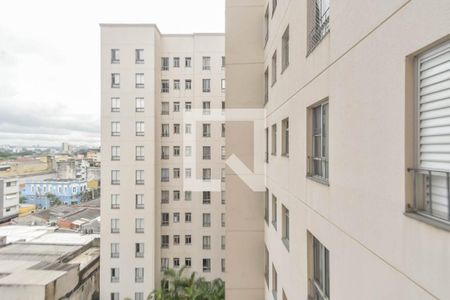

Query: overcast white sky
left=0, top=0, right=225, bottom=147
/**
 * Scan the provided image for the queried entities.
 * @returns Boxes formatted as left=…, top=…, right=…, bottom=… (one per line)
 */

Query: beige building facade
left=226, top=0, right=450, bottom=300
left=101, top=24, right=225, bottom=299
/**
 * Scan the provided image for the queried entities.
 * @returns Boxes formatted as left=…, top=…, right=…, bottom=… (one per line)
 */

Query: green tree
left=149, top=267, right=225, bottom=300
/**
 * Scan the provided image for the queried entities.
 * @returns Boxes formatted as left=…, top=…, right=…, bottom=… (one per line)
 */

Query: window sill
left=281, top=153, right=289, bottom=158
left=306, top=175, right=329, bottom=186
left=404, top=212, right=450, bottom=232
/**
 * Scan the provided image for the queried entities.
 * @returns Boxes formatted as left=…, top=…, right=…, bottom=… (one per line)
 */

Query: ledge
left=306, top=175, right=329, bottom=186
left=404, top=212, right=450, bottom=232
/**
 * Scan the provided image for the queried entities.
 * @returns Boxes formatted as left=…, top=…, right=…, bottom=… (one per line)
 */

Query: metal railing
left=408, top=168, right=450, bottom=223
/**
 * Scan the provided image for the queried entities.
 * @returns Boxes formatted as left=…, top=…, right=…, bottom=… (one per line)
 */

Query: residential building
left=21, top=179, right=87, bottom=208
left=0, top=177, right=20, bottom=223
left=226, top=1, right=450, bottom=300
left=101, top=24, right=225, bottom=299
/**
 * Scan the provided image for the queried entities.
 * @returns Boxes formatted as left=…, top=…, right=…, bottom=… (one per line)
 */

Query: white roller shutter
left=418, top=41, right=450, bottom=220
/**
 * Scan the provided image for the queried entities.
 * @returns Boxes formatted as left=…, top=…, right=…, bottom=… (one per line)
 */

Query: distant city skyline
left=0, top=0, right=224, bottom=146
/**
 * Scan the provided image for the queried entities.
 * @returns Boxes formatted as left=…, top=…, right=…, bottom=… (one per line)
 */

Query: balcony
left=408, top=168, right=450, bottom=227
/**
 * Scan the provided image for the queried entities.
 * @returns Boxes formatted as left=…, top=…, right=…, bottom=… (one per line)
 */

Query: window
left=161, top=80, right=169, bottom=93
left=221, top=168, right=225, bottom=182
left=111, top=97, right=120, bottom=112
left=221, top=146, right=226, bottom=160
left=271, top=51, right=277, bottom=86
left=264, top=68, right=269, bottom=104
left=307, top=0, right=330, bottom=54
left=203, top=191, right=211, bottom=204
left=221, top=213, right=226, bottom=227
left=111, top=293, right=119, bottom=300
left=161, top=168, right=170, bottom=182
left=161, top=57, right=169, bottom=70
left=136, top=73, right=144, bottom=88
left=173, top=57, right=180, bottom=68
left=203, top=168, right=211, bottom=181
left=135, top=243, right=144, bottom=257
left=161, top=146, right=169, bottom=159
left=111, top=268, right=120, bottom=282
left=173, top=168, right=180, bottom=179
left=111, top=194, right=120, bottom=209
left=264, top=7, right=269, bottom=46
left=161, top=102, right=170, bottom=115
left=272, top=0, right=277, bottom=16
left=111, top=121, right=120, bottom=136
left=309, top=100, right=329, bottom=181
left=136, top=146, right=144, bottom=161
left=173, top=146, right=180, bottom=157
left=282, top=118, right=289, bottom=156
left=185, top=101, right=192, bottom=111
left=111, top=170, right=120, bottom=185
left=185, top=257, right=192, bottom=267
left=136, top=194, right=144, bottom=209
left=272, top=264, right=278, bottom=298
left=135, top=218, right=144, bottom=233
left=222, top=101, right=225, bottom=113
left=409, top=41, right=450, bottom=224
left=283, top=290, right=288, bottom=300
left=185, top=79, right=192, bottom=90
left=111, top=73, right=120, bottom=88
left=185, top=213, right=192, bottom=223
left=185, top=235, right=192, bottom=245
left=111, top=218, right=120, bottom=233
left=185, top=191, right=192, bottom=201
left=203, top=79, right=211, bottom=92
left=203, top=124, right=211, bottom=137
left=161, top=258, right=169, bottom=271
left=185, top=124, right=192, bottom=134
left=174, top=80, right=180, bottom=90
left=135, top=293, right=144, bottom=300
left=136, top=121, right=145, bottom=136
left=173, top=101, right=180, bottom=112
left=185, top=146, right=192, bottom=157
left=222, top=56, right=225, bottom=68
left=221, top=190, right=226, bottom=204
left=282, top=26, right=289, bottom=72
left=161, top=124, right=170, bottom=137
left=185, top=57, right=192, bottom=67
left=222, top=123, right=226, bottom=137
left=135, top=267, right=144, bottom=283
left=202, top=258, right=211, bottom=272
left=161, top=213, right=169, bottom=226
left=136, top=170, right=144, bottom=185
left=221, top=236, right=226, bottom=250
left=111, top=243, right=119, bottom=258
left=202, top=236, right=211, bottom=249
left=264, top=188, right=269, bottom=224
left=202, top=56, right=211, bottom=70
left=264, top=246, right=270, bottom=286
left=173, top=257, right=180, bottom=268
left=309, top=234, right=330, bottom=300
left=136, top=97, right=144, bottom=112
left=203, top=146, right=211, bottom=160
left=271, top=124, right=277, bottom=155
left=174, top=190, right=180, bottom=201
left=161, top=235, right=169, bottom=248
left=174, top=235, right=180, bottom=245
left=174, top=124, right=180, bottom=134
left=282, top=205, right=290, bottom=249
left=203, top=101, right=211, bottom=115
left=272, top=195, right=277, bottom=229
left=221, top=79, right=226, bottom=91
left=202, top=213, right=211, bottom=227
left=161, top=190, right=169, bottom=203
left=173, top=212, right=180, bottom=223
left=111, top=146, right=120, bottom=161
left=185, top=168, right=192, bottom=178
left=136, top=49, right=144, bottom=63
left=111, top=49, right=120, bottom=63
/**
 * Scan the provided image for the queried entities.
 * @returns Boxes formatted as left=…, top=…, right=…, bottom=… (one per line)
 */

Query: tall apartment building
left=226, top=0, right=450, bottom=300
left=0, top=177, right=19, bottom=223
left=100, top=24, right=226, bottom=300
